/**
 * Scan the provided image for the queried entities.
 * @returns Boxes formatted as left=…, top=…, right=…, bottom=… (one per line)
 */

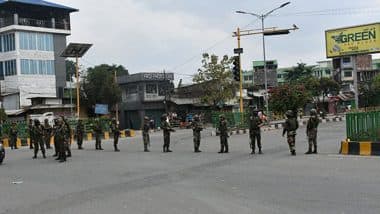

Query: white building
left=0, top=0, right=77, bottom=111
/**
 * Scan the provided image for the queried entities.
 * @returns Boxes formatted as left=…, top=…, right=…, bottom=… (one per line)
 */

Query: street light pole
left=261, top=16, right=269, bottom=114
left=236, top=2, right=291, bottom=115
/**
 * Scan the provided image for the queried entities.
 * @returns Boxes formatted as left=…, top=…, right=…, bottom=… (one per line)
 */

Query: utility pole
left=75, top=56, right=80, bottom=118
left=237, top=27, right=244, bottom=113
left=114, top=70, right=119, bottom=123
left=163, top=70, right=168, bottom=113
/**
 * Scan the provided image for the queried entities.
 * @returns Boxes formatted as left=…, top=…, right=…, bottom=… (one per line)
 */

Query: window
left=146, top=83, right=157, bottom=94
left=20, top=59, right=55, bottom=75
left=127, top=85, right=138, bottom=95
left=342, top=57, right=351, bottom=63
left=3, top=60, right=16, bottom=76
left=19, top=32, right=53, bottom=51
left=244, top=76, right=249, bottom=81
left=325, top=69, right=331, bottom=75
left=0, top=62, right=3, bottom=79
left=277, top=74, right=282, bottom=78
left=0, top=33, right=15, bottom=52
left=344, top=71, right=352, bottom=77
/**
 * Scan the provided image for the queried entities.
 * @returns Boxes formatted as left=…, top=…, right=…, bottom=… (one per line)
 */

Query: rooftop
left=0, top=0, right=78, bottom=12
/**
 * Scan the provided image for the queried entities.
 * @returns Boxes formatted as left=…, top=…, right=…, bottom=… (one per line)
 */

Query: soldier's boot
left=99, top=143, right=104, bottom=150
left=163, top=146, right=167, bottom=153
left=67, top=149, right=72, bottom=157
left=218, top=145, right=224, bottom=153
left=251, top=147, right=255, bottom=154
left=114, top=144, right=120, bottom=152
left=166, top=146, right=172, bottom=153
left=291, top=149, right=296, bottom=156
left=144, top=144, right=149, bottom=152
left=224, top=144, right=229, bottom=153
left=312, top=145, right=317, bottom=154
left=42, top=152, right=47, bottom=159
left=305, top=145, right=313, bottom=154
left=258, top=148, right=263, bottom=154
left=33, top=148, right=38, bottom=159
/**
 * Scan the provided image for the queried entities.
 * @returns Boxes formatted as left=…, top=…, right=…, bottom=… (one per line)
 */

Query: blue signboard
left=95, top=104, right=109, bottom=115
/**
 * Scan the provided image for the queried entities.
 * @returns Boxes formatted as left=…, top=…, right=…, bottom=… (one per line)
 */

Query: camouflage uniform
left=28, top=119, right=34, bottom=149
left=52, top=119, right=59, bottom=157
left=32, top=120, right=46, bottom=159
left=53, top=119, right=68, bottom=162
left=283, top=110, right=299, bottom=156
left=249, top=111, right=263, bottom=154
left=76, top=120, right=84, bottom=150
left=111, top=119, right=120, bottom=152
left=43, top=119, right=52, bottom=149
left=306, top=109, right=319, bottom=154
left=9, top=122, right=18, bottom=149
left=94, top=120, right=103, bottom=150
left=191, top=115, right=203, bottom=153
left=142, top=117, right=150, bottom=152
left=62, top=117, right=72, bottom=157
left=161, top=114, right=174, bottom=152
left=218, top=115, right=229, bottom=153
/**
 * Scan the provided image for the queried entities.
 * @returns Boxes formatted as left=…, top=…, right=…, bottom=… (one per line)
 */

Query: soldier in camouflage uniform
left=94, top=119, right=103, bottom=150
left=52, top=118, right=59, bottom=157
left=111, top=118, right=120, bottom=152
left=161, top=114, right=174, bottom=153
left=9, top=122, right=18, bottom=149
left=306, top=108, right=319, bottom=154
left=191, top=115, right=203, bottom=153
left=282, top=110, right=299, bottom=156
left=43, top=119, right=52, bottom=149
left=32, top=119, right=46, bottom=159
left=218, top=115, right=229, bottom=153
left=142, top=116, right=150, bottom=152
left=249, top=109, right=263, bottom=155
left=28, top=119, right=34, bottom=149
left=62, top=116, right=72, bottom=157
left=76, top=119, right=84, bottom=150
left=53, top=118, right=67, bottom=162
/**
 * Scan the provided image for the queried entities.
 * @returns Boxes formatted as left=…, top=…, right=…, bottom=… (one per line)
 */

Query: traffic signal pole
left=237, top=27, right=243, bottom=113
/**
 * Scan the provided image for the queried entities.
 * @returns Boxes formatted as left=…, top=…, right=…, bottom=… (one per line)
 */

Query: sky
left=54, top=0, right=380, bottom=83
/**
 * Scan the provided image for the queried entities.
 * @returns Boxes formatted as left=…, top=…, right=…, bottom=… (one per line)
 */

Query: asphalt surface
left=1, top=121, right=380, bottom=214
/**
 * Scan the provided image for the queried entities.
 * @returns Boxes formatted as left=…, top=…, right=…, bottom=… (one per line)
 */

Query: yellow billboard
left=325, top=23, right=380, bottom=58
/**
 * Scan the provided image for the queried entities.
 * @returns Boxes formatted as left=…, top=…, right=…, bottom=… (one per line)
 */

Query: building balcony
left=0, top=16, right=70, bottom=30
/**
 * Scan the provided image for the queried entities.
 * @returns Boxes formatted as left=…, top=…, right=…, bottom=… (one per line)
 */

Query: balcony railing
left=0, top=16, right=70, bottom=30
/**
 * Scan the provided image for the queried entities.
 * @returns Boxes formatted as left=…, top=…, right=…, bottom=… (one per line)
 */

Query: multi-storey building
left=0, top=0, right=77, bottom=110
left=117, top=72, right=174, bottom=129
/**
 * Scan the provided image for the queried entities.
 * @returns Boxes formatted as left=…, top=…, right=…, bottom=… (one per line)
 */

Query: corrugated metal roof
left=0, top=0, right=78, bottom=12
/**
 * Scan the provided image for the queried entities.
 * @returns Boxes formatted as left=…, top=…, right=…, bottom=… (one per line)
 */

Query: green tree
left=284, top=63, right=314, bottom=83
left=319, top=77, right=340, bottom=101
left=193, top=53, right=236, bottom=108
left=0, top=108, right=7, bottom=123
left=82, top=64, right=125, bottom=114
left=269, top=84, right=311, bottom=115
left=360, top=74, right=380, bottom=107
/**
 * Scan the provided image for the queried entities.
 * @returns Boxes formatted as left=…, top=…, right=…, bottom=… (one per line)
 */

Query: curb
left=340, top=140, right=380, bottom=156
